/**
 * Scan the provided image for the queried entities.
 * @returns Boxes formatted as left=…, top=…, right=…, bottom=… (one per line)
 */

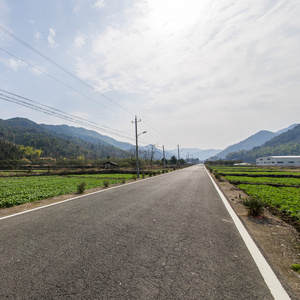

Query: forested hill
left=226, top=124, right=300, bottom=163
left=0, top=118, right=128, bottom=159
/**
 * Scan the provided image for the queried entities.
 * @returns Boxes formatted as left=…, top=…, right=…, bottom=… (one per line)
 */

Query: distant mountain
left=226, top=124, right=300, bottom=163
left=168, top=148, right=221, bottom=161
left=275, top=124, right=298, bottom=135
left=0, top=118, right=128, bottom=159
left=213, top=124, right=299, bottom=160
left=41, top=124, right=133, bottom=151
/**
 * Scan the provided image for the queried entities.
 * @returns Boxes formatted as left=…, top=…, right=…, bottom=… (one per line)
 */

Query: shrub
left=132, top=174, right=137, bottom=180
left=290, top=264, right=300, bottom=274
left=121, top=178, right=126, bottom=184
left=242, top=197, right=265, bottom=217
left=77, top=181, right=86, bottom=194
left=103, top=179, right=110, bottom=187
left=213, top=170, right=223, bottom=181
left=142, top=173, right=146, bottom=179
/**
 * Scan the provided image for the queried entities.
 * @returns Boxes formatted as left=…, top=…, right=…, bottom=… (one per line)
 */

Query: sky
left=0, top=0, right=300, bottom=151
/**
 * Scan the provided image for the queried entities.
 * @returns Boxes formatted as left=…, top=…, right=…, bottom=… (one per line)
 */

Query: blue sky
left=0, top=0, right=299, bottom=151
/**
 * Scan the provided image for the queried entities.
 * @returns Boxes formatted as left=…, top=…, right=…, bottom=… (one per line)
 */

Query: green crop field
left=207, top=165, right=300, bottom=220
left=238, top=184, right=300, bottom=219
left=224, top=175, right=300, bottom=186
left=0, top=174, right=134, bottom=208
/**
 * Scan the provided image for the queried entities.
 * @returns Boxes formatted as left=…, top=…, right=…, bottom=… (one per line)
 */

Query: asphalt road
left=0, top=165, right=280, bottom=299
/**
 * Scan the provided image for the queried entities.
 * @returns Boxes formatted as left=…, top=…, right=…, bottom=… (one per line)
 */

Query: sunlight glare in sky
left=145, top=0, right=207, bottom=36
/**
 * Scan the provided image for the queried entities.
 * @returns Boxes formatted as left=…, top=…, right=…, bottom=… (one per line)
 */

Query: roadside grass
left=290, top=264, right=300, bottom=274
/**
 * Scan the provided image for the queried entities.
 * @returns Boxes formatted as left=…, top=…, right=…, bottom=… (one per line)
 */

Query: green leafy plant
left=77, top=181, right=86, bottom=194
left=290, top=264, right=300, bottom=274
left=213, top=170, right=223, bottom=182
left=242, top=196, right=265, bottom=217
left=132, top=174, right=137, bottom=180
left=103, top=179, right=110, bottom=187
left=142, top=173, right=146, bottom=179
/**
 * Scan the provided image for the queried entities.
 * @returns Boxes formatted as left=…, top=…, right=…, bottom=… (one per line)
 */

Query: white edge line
left=205, top=167, right=291, bottom=300
left=0, top=173, right=167, bottom=221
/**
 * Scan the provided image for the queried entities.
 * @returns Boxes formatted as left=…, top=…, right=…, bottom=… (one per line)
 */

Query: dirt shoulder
left=212, top=174, right=300, bottom=299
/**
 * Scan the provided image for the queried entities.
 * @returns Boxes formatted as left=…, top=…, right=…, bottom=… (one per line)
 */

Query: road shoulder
left=210, top=172, right=300, bottom=299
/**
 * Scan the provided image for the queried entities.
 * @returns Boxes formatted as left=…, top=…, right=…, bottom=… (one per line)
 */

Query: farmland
left=0, top=174, right=135, bottom=208
left=208, top=165, right=300, bottom=220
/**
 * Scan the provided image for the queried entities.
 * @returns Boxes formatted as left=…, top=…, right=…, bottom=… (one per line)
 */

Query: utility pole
left=132, top=116, right=146, bottom=178
left=163, top=145, right=166, bottom=173
left=177, top=144, right=180, bottom=165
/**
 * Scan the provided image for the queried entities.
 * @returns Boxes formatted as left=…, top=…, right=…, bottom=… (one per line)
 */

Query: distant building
left=104, top=161, right=119, bottom=170
left=256, top=156, right=300, bottom=167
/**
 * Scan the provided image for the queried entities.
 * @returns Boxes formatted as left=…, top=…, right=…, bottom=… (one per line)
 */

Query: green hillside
left=226, top=125, right=300, bottom=163
left=0, top=118, right=128, bottom=160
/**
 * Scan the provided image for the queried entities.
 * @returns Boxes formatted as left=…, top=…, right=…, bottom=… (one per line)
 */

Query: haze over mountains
left=213, top=124, right=298, bottom=160
left=0, top=117, right=299, bottom=162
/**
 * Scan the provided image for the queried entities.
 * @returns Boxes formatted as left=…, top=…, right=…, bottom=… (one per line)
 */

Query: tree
left=170, top=155, right=177, bottom=165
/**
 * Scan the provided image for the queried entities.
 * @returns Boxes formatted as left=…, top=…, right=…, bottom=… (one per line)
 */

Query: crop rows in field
left=238, top=184, right=300, bottom=219
left=0, top=174, right=134, bottom=208
left=207, top=165, right=300, bottom=220
left=224, top=175, right=300, bottom=187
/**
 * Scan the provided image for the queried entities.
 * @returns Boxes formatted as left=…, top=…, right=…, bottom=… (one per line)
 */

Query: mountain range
left=0, top=117, right=299, bottom=162
left=212, top=124, right=298, bottom=160
left=226, top=124, right=300, bottom=163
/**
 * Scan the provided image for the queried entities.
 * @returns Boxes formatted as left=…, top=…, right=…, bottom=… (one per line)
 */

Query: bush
left=242, top=197, right=264, bottom=217
left=142, top=173, right=146, bottom=179
left=103, top=179, right=110, bottom=187
left=132, top=174, right=137, bottom=180
left=77, top=181, right=87, bottom=194
left=121, top=178, right=126, bottom=184
left=290, top=264, right=300, bottom=274
left=213, top=170, right=223, bottom=182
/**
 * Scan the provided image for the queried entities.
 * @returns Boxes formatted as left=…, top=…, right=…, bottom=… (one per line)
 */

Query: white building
left=256, top=156, right=300, bottom=167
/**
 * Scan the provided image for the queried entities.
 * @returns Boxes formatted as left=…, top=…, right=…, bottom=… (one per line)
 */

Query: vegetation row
left=206, top=164, right=300, bottom=220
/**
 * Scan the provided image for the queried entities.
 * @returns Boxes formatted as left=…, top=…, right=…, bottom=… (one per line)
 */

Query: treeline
left=0, top=140, right=24, bottom=160
left=226, top=143, right=300, bottom=163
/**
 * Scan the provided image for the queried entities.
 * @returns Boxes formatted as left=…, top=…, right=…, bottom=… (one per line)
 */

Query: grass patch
left=77, top=181, right=86, bottom=194
left=290, top=264, right=300, bottom=274
left=242, top=196, right=265, bottom=217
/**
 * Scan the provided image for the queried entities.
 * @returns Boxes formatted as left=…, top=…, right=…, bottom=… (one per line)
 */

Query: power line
left=0, top=89, right=136, bottom=142
left=0, top=25, right=134, bottom=116
left=0, top=25, right=181, bottom=149
left=0, top=47, right=121, bottom=116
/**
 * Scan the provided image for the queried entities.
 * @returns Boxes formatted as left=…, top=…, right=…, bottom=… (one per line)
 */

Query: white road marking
left=206, top=167, right=291, bottom=300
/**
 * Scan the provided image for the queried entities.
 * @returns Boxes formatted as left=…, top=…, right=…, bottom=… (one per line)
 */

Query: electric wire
left=0, top=47, right=128, bottom=119
left=0, top=89, right=136, bottom=142
left=0, top=25, right=134, bottom=116
left=0, top=25, right=180, bottom=150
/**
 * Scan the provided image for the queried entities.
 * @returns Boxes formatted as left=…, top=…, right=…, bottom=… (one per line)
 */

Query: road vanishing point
left=0, top=165, right=291, bottom=299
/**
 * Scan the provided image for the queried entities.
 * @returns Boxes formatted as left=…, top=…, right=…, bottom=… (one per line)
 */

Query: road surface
left=0, top=165, right=289, bottom=299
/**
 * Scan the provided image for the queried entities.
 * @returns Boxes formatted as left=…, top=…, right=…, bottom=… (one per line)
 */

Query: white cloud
left=0, top=57, right=26, bottom=71
left=94, top=0, right=106, bottom=9
left=34, top=31, right=42, bottom=41
left=73, top=32, right=86, bottom=49
left=47, top=28, right=59, bottom=49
